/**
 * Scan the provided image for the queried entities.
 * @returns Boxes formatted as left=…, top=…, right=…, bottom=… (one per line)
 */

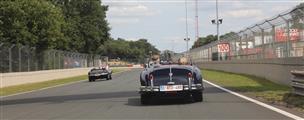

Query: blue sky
left=103, top=0, right=303, bottom=53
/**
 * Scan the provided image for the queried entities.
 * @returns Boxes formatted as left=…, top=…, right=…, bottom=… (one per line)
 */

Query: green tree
left=0, top=0, right=67, bottom=51
left=48, top=0, right=110, bottom=53
left=192, top=35, right=217, bottom=49
left=100, top=38, right=160, bottom=63
left=290, top=3, right=304, bottom=29
left=191, top=32, right=238, bottom=49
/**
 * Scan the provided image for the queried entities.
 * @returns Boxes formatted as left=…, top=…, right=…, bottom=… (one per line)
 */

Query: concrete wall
left=1, top=68, right=93, bottom=88
left=196, top=57, right=304, bottom=85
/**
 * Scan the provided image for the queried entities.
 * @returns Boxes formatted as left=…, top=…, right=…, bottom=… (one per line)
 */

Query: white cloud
left=271, top=6, right=292, bottom=12
left=161, top=36, right=191, bottom=44
left=105, top=1, right=159, bottom=25
left=178, top=17, right=195, bottom=23
left=107, top=4, right=158, bottom=17
left=222, top=9, right=266, bottom=20
left=108, top=18, right=140, bottom=25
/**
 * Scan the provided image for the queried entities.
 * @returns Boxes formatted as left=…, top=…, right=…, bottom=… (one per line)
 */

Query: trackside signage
left=218, top=43, right=230, bottom=53
left=275, top=29, right=300, bottom=42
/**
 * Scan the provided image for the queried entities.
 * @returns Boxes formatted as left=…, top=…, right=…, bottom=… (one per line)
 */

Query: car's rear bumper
left=139, top=84, right=204, bottom=93
left=89, top=74, right=108, bottom=79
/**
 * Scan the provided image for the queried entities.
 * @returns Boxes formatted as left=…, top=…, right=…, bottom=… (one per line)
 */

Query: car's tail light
left=188, top=72, right=193, bottom=78
left=149, top=74, right=154, bottom=81
left=149, top=74, right=154, bottom=87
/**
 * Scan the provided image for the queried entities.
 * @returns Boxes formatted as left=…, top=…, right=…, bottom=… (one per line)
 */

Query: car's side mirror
left=143, top=64, right=147, bottom=68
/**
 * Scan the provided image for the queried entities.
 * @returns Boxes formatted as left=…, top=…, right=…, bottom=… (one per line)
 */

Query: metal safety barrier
left=291, top=70, right=304, bottom=96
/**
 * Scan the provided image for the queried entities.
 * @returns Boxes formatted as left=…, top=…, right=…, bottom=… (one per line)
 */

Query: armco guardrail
left=291, top=70, right=304, bottom=96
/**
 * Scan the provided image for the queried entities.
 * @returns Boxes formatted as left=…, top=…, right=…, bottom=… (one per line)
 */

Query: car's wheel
left=192, top=91, right=203, bottom=102
left=109, top=75, right=112, bottom=80
left=89, top=77, right=93, bottom=82
left=140, top=94, right=149, bottom=105
left=106, top=75, right=110, bottom=80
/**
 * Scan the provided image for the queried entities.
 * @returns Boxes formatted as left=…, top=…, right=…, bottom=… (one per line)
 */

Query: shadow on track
left=1, top=85, right=231, bottom=106
left=126, top=97, right=193, bottom=106
left=1, top=91, right=138, bottom=106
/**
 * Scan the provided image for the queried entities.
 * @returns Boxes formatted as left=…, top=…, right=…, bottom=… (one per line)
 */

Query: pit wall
left=196, top=57, right=304, bottom=85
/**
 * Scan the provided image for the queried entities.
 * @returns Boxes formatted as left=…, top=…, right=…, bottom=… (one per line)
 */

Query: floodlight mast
left=195, top=0, right=199, bottom=42
left=184, top=0, right=190, bottom=60
left=211, top=0, right=223, bottom=61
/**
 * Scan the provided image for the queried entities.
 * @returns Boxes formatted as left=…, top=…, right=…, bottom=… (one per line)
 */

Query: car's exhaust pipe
left=149, top=74, right=154, bottom=88
left=188, top=72, right=193, bottom=90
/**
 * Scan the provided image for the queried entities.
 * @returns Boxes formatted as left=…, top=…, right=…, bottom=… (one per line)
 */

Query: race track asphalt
left=0, top=69, right=301, bottom=120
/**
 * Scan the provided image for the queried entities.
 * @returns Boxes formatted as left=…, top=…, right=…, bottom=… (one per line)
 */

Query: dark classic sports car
left=139, top=64, right=204, bottom=104
left=88, top=67, right=112, bottom=82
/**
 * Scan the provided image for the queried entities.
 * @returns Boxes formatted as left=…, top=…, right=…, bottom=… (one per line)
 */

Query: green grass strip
left=202, top=69, right=304, bottom=111
left=0, top=68, right=126, bottom=96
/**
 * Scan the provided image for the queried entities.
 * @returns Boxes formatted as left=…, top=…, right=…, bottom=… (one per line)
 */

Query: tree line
left=191, top=32, right=237, bottom=49
left=0, top=0, right=159, bottom=61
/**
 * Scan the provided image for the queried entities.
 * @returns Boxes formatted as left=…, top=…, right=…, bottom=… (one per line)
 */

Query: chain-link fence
left=189, top=5, right=304, bottom=62
left=0, top=43, right=108, bottom=73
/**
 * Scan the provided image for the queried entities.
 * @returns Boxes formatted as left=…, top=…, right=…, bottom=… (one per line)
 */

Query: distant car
left=88, top=67, right=112, bottom=82
left=139, top=64, right=204, bottom=104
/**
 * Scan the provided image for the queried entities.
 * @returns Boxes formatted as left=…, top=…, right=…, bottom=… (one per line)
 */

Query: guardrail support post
left=291, top=70, right=304, bottom=96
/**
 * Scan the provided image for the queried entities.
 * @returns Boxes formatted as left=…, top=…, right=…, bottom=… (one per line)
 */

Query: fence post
left=18, top=46, right=24, bottom=72
left=248, top=28, right=256, bottom=59
left=238, top=32, right=243, bottom=59
left=53, top=50, right=56, bottom=69
left=245, top=33, right=248, bottom=59
left=266, top=21, right=275, bottom=58
left=58, top=51, right=61, bottom=69
left=30, top=47, right=36, bottom=71
left=279, top=15, right=290, bottom=57
left=0, top=43, right=3, bottom=72
left=256, top=24, right=265, bottom=59
left=27, top=48, right=31, bottom=72
left=9, top=44, right=15, bottom=72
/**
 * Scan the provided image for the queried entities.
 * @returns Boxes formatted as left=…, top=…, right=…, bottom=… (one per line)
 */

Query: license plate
left=160, top=85, right=183, bottom=91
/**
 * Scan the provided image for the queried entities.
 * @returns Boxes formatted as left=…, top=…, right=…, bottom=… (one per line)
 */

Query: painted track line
left=0, top=69, right=130, bottom=98
left=203, top=80, right=304, bottom=120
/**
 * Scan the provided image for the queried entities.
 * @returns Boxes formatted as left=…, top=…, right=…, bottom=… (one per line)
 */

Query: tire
left=106, top=74, right=110, bottom=80
left=192, top=91, right=203, bottom=102
left=109, top=75, right=112, bottom=80
left=140, top=94, right=149, bottom=105
left=89, top=77, right=93, bottom=82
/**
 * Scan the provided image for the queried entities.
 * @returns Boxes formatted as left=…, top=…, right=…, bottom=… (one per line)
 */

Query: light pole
left=184, top=38, right=190, bottom=58
left=211, top=0, right=223, bottom=61
left=184, top=0, right=190, bottom=59
left=195, top=0, right=199, bottom=41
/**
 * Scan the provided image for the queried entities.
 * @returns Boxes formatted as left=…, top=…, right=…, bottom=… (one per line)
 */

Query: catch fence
left=0, top=43, right=108, bottom=73
left=189, top=6, right=304, bottom=62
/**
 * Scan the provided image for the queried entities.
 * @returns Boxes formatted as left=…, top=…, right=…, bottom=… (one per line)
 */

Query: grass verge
left=0, top=68, right=127, bottom=96
left=203, top=69, right=304, bottom=111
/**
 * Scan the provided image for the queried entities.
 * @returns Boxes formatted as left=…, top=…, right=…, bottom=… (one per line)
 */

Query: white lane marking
left=203, top=80, right=304, bottom=120
left=0, top=69, right=130, bottom=98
